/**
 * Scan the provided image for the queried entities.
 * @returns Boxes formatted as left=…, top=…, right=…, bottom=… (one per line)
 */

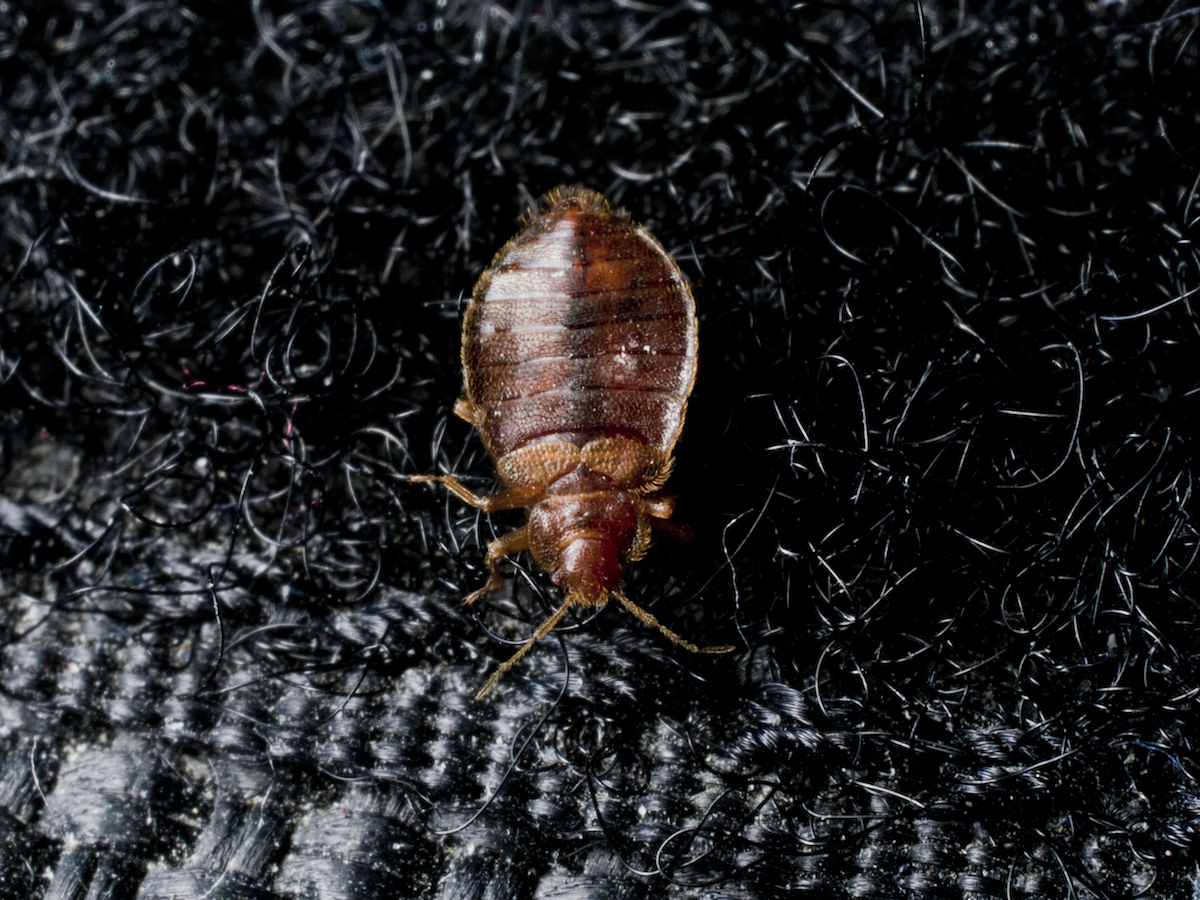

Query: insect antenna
left=476, top=594, right=576, bottom=700
left=612, top=591, right=736, bottom=656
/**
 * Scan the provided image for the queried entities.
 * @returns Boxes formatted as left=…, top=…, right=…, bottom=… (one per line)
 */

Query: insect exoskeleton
left=413, top=186, right=733, bottom=697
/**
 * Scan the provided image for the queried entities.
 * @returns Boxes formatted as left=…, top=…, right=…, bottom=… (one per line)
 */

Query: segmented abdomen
left=463, top=191, right=697, bottom=462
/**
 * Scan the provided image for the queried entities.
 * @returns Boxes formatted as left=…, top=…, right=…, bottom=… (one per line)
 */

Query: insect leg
left=409, top=474, right=539, bottom=512
left=613, top=591, right=735, bottom=655
left=453, top=397, right=479, bottom=425
left=464, top=526, right=530, bottom=605
left=475, top=595, right=575, bottom=700
left=642, top=495, right=694, bottom=542
left=648, top=518, right=695, bottom=543
left=643, top=494, right=676, bottom=518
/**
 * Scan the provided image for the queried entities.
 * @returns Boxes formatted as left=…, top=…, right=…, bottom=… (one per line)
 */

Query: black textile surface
left=2, top=1, right=1198, bottom=897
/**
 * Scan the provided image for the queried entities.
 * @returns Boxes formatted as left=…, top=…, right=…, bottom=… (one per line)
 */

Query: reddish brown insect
left=414, top=187, right=732, bottom=697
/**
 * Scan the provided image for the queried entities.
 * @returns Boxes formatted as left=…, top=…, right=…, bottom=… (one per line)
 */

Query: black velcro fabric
left=2, top=2, right=1198, bottom=897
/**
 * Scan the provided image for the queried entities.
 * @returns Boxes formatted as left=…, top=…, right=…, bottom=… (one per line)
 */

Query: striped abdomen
left=462, top=189, right=697, bottom=471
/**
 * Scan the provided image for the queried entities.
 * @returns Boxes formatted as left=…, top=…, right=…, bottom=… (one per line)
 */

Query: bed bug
left=413, top=187, right=733, bottom=698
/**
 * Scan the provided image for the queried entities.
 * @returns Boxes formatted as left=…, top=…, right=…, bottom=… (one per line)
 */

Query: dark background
left=2, top=1, right=1198, bottom=897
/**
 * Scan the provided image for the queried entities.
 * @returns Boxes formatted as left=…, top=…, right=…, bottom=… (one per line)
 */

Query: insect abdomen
left=463, top=189, right=697, bottom=465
